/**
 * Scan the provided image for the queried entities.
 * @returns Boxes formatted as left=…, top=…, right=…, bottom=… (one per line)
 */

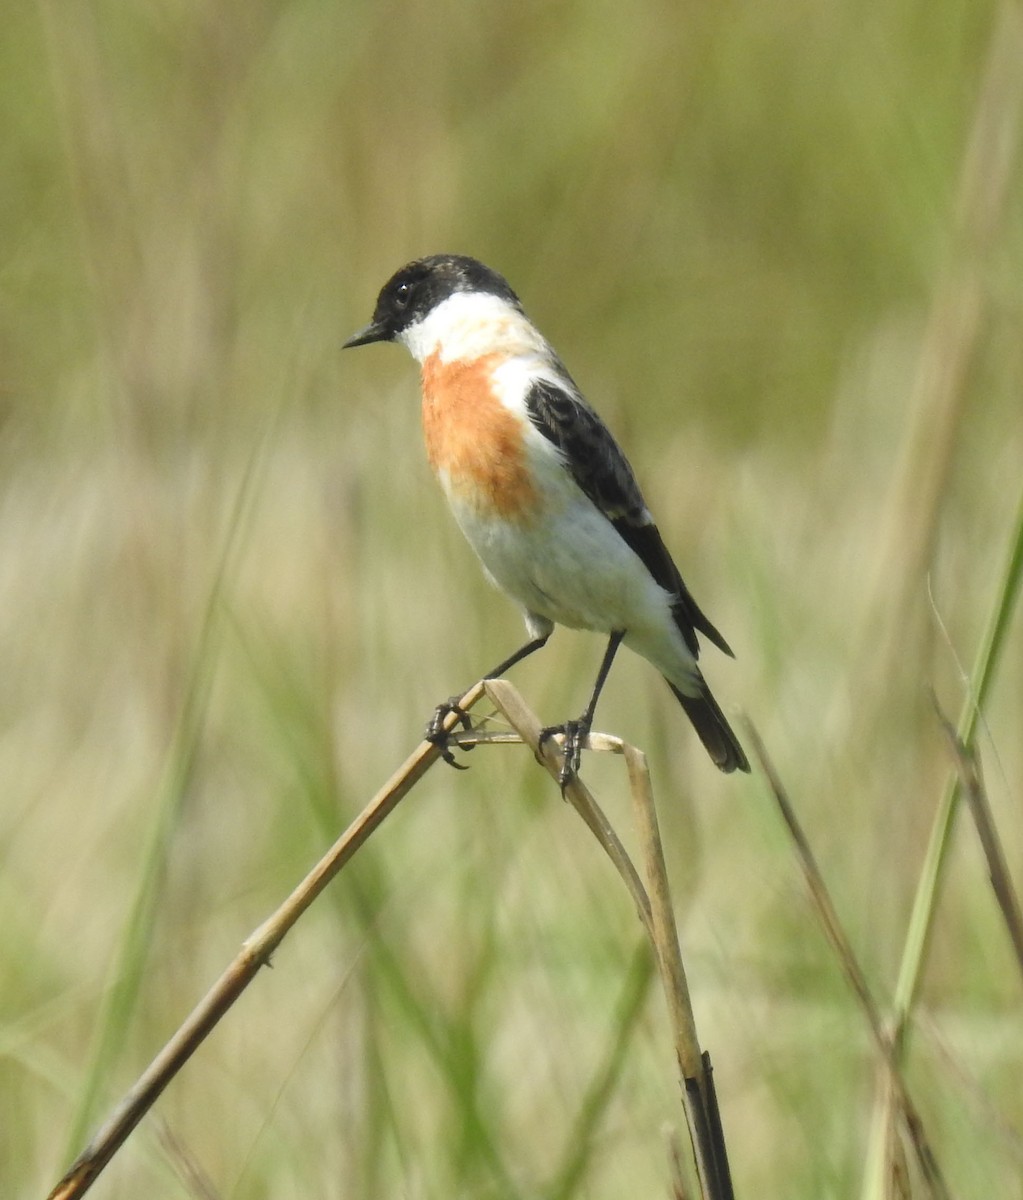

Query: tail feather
left=667, top=679, right=750, bottom=774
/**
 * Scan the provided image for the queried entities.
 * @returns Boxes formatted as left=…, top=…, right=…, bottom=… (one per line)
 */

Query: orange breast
left=421, top=352, right=539, bottom=522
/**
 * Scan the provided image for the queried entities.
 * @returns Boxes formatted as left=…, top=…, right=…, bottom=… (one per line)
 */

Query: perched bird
left=343, top=254, right=749, bottom=783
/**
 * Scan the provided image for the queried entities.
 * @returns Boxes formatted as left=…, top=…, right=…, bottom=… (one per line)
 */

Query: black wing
left=525, top=377, right=733, bottom=659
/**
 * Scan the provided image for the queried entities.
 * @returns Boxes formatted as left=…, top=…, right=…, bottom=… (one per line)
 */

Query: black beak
left=342, top=320, right=389, bottom=349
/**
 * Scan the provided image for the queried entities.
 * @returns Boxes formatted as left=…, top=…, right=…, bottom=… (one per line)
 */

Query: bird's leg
left=539, top=630, right=624, bottom=790
left=427, top=633, right=552, bottom=768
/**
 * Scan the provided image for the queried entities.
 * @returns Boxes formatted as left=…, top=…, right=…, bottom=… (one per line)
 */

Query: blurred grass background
left=3, top=0, right=1022, bottom=1196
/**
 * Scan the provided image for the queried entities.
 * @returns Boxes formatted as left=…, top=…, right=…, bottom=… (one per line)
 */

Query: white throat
left=400, top=292, right=550, bottom=365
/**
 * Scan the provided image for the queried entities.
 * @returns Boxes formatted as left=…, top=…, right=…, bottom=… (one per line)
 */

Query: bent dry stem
left=48, top=682, right=730, bottom=1200
left=47, top=684, right=487, bottom=1200
left=482, top=680, right=733, bottom=1200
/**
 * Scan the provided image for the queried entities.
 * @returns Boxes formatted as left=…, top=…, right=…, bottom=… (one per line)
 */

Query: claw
left=426, top=697, right=476, bottom=771
left=434, top=740, right=471, bottom=770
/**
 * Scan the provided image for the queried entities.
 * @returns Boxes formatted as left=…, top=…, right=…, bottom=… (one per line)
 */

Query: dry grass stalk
left=742, top=719, right=950, bottom=1200
left=936, top=713, right=1023, bottom=980
left=46, top=683, right=488, bottom=1200
left=866, top=7, right=1023, bottom=1184
left=482, top=680, right=733, bottom=1200
left=48, top=680, right=730, bottom=1199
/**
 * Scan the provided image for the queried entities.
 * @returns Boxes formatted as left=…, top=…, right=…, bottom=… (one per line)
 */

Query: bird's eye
left=394, top=281, right=412, bottom=309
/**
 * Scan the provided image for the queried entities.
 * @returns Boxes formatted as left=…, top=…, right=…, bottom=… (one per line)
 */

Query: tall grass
left=3, top=1, right=1021, bottom=1196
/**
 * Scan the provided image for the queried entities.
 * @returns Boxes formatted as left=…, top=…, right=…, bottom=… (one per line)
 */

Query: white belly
left=444, top=482, right=700, bottom=691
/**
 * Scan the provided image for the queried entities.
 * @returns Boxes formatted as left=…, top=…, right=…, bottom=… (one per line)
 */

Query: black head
left=342, top=254, right=523, bottom=348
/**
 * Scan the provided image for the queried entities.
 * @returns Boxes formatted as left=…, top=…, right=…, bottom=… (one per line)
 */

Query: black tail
left=667, top=679, right=750, bottom=774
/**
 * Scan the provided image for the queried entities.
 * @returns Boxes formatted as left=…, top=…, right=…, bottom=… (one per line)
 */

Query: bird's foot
left=538, top=719, right=590, bottom=791
left=426, top=697, right=476, bottom=770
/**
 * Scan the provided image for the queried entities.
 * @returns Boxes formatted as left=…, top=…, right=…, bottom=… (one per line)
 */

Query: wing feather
left=525, top=377, right=732, bottom=658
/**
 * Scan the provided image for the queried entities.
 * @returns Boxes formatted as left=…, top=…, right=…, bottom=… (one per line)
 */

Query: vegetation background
left=2, top=1, right=1021, bottom=1196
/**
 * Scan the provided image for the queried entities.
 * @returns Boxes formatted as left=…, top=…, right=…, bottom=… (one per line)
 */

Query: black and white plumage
left=344, top=254, right=749, bottom=779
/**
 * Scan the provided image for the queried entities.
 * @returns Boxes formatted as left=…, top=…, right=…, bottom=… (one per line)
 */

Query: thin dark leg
left=480, top=633, right=552, bottom=682
left=540, top=630, right=625, bottom=789
left=578, top=630, right=625, bottom=730
left=427, top=633, right=552, bottom=768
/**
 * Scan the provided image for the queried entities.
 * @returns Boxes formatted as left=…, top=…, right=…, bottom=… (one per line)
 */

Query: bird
left=343, top=254, right=749, bottom=785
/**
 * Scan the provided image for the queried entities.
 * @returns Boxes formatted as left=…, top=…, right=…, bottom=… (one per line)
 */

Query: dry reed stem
left=46, top=683, right=488, bottom=1200
left=742, top=719, right=950, bottom=1200
left=49, top=681, right=730, bottom=1199
left=623, top=742, right=732, bottom=1199
left=482, top=680, right=732, bottom=1200
left=862, top=9, right=1023, bottom=1193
